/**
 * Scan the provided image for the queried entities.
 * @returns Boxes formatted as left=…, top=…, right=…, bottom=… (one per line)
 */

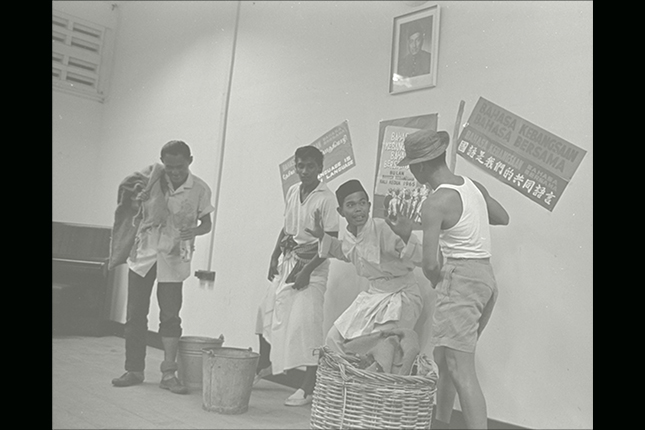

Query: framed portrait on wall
left=389, top=5, right=440, bottom=95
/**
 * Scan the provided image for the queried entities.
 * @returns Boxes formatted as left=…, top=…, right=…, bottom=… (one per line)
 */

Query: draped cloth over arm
left=108, top=163, right=166, bottom=270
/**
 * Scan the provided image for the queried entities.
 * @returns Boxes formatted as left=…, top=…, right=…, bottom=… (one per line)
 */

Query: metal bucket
left=177, top=335, right=224, bottom=390
left=202, top=347, right=260, bottom=415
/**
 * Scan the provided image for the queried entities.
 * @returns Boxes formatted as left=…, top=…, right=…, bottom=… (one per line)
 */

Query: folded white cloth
left=343, top=328, right=420, bottom=375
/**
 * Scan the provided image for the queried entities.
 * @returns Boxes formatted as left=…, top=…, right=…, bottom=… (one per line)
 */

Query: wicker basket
left=310, top=346, right=439, bottom=429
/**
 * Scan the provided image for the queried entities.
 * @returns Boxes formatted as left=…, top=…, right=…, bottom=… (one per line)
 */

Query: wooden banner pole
left=449, top=100, right=466, bottom=172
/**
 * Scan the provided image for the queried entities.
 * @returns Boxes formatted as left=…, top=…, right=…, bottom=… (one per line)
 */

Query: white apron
left=256, top=251, right=329, bottom=374
left=333, top=273, right=421, bottom=340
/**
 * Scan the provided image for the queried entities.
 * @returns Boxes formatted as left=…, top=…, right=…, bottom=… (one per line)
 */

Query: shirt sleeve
left=198, top=183, right=215, bottom=218
left=320, top=193, right=340, bottom=233
left=381, top=223, right=423, bottom=266
left=399, top=232, right=423, bottom=265
left=283, top=184, right=298, bottom=233
left=318, top=233, right=350, bottom=262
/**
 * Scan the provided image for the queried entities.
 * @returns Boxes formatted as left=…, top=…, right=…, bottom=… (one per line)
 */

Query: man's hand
left=305, top=209, right=325, bottom=239
left=179, top=215, right=212, bottom=242
left=179, top=227, right=196, bottom=241
left=384, top=214, right=413, bottom=243
left=425, top=269, right=442, bottom=289
left=268, top=255, right=280, bottom=281
left=132, top=182, right=149, bottom=202
left=291, top=270, right=311, bottom=290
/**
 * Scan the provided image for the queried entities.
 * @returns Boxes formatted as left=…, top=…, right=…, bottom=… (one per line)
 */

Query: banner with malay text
left=279, top=121, right=356, bottom=199
left=456, top=97, right=586, bottom=212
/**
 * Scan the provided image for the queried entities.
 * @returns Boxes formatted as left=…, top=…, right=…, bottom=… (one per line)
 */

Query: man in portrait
left=398, top=21, right=432, bottom=78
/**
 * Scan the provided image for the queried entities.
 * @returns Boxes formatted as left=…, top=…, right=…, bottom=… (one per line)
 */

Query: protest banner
left=279, top=121, right=356, bottom=199
left=372, top=114, right=438, bottom=228
left=456, top=97, right=586, bottom=211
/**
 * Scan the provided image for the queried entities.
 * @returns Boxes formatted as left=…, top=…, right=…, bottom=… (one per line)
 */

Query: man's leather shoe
left=112, top=372, right=144, bottom=387
left=159, top=375, right=188, bottom=394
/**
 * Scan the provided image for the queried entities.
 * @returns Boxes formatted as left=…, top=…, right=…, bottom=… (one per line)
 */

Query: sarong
left=256, top=237, right=328, bottom=374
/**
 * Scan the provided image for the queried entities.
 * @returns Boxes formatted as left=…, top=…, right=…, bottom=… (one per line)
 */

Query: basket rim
left=317, top=346, right=438, bottom=385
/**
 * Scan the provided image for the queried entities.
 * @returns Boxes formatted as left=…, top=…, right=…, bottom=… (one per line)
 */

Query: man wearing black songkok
left=305, top=178, right=425, bottom=356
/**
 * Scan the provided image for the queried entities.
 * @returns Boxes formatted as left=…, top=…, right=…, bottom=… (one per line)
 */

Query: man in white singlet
left=392, top=129, right=510, bottom=430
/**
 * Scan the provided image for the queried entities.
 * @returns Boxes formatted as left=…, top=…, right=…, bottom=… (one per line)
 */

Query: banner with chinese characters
left=372, top=114, right=438, bottom=228
left=279, top=121, right=356, bottom=199
left=456, top=97, right=586, bottom=212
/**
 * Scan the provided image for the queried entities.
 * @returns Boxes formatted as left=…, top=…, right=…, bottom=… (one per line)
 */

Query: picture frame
left=389, top=5, right=440, bottom=95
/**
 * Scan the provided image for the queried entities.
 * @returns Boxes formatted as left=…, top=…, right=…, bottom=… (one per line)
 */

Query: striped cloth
left=280, top=234, right=319, bottom=284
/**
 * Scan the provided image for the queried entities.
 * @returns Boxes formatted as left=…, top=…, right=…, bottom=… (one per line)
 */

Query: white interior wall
left=52, top=2, right=592, bottom=428
left=52, top=91, right=104, bottom=224
left=52, top=1, right=117, bottom=224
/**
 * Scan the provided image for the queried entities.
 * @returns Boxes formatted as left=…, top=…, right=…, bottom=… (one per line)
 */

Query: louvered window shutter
left=52, top=10, right=109, bottom=101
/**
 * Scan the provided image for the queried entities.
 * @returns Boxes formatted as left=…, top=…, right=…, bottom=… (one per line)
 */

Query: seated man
left=305, top=179, right=424, bottom=353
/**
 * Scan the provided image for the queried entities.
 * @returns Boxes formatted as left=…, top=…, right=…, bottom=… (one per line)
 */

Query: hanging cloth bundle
left=108, top=163, right=167, bottom=269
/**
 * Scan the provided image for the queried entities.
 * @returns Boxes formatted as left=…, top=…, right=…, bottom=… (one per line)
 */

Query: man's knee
left=125, top=313, right=148, bottom=329
left=433, top=345, right=447, bottom=368
left=325, top=327, right=345, bottom=354
left=157, top=284, right=183, bottom=337
left=443, top=349, right=478, bottom=389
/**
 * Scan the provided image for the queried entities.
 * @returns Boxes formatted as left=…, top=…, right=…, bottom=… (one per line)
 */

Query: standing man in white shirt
left=111, top=140, right=214, bottom=395
left=255, top=145, right=339, bottom=406
left=396, top=129, right=509, bottom=429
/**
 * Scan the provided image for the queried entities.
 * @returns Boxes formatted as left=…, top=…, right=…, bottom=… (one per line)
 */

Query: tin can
left=180, top=240, right=193, bottom=262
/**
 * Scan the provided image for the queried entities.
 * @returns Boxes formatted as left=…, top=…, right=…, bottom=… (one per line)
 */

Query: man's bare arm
left=473, top=180, right=510, bottom=226
left=420, top=196, right=445, bottom=287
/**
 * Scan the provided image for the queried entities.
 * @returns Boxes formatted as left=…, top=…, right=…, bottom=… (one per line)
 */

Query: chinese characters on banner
left=457, top=98, right=586, bottom=212
left=372, top=114, right=438, bottom=229
left=279, top=121, right=356, bottom=199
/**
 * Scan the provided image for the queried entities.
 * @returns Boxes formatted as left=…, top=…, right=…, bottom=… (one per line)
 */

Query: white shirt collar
left=342, top=217, right=381, bottom=265
left=166, top=171, right=194, bottom=193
